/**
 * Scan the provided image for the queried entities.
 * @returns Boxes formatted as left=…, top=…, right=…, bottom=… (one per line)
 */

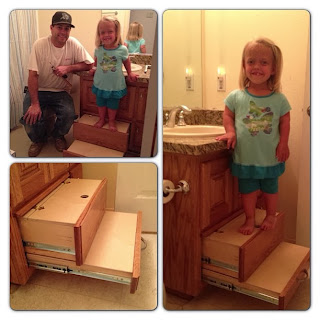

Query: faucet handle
left=177, top=110, right=187, bottom=126
left=165, top=112, right=169, bottom=126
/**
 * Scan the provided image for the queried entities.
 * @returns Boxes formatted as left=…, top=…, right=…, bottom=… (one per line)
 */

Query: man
left=21, top=11, right=94, bottom=156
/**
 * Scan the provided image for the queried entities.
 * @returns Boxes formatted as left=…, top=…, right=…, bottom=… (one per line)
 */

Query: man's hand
left=23, top=103, right=42, bottom=125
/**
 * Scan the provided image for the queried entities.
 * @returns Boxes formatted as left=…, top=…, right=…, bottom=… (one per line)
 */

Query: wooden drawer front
left=73, top=115, right=129, bottom=152
left=202, top=209, right=284, bottom=281
left=26, top=211, right=142, bottom=293
left=18, top=178, right=107, bottom=266
left=202, top=242, right=310, bottom=309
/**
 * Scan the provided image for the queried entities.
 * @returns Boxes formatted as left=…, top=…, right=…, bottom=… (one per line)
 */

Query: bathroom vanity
left=10, top=163, right=142, bottom=293
left=163, top=133, right=310, bottom=309
left=64, top=62, right=151, bottom=157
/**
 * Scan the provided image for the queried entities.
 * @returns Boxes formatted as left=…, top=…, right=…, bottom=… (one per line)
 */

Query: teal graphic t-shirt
left=225, top=89, right=291, bottom=179
left=92, top=45, right=128, bottom=99
left=124, top=38, right=145, bottom=53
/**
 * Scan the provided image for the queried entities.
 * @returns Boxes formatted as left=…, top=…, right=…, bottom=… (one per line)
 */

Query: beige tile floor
left=10, top=125, right=75, bottom=158
left=164, top=274, right=310, bottom=310
left=10, top=234, right=157, bottom=310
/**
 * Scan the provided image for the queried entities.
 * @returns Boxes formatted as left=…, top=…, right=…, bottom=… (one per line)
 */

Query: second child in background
left=124, top=22, right=146, bottom=53
left=90, top=17, right=137, bottom=131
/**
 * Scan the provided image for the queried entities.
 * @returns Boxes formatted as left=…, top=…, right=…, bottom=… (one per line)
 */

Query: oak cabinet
left=163, top=149, right=310, bottom=309
left=79, top=75, right=148, bottom=154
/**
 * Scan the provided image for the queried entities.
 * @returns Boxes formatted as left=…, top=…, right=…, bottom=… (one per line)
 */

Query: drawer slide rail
left=24, top=241, right=75, bottom=255
left=29, top=261, right=131, bottom=285
left=203, top=275, right=279, bottom=305
left=202, top=256, right=238, bottom=272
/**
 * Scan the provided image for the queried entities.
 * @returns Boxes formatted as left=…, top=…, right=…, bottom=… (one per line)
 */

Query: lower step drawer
left=25, top=210, right=142, bottom=293
left=72, top=114, right=129, bottom=152
left=202, top=241, right=310, bottom=309
left=64, top=140, right=124, bottom=157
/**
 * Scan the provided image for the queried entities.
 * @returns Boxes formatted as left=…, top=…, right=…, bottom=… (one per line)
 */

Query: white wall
left=115, top=163, right=157, bottom=232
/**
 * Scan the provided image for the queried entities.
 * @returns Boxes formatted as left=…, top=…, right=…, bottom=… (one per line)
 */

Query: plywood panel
left=24, top=179, right=102, bottom=224
left=83, top=211, right=138, bottom=274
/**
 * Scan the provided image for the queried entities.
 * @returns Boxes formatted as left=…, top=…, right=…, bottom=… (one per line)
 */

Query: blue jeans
left=21, top=91, right=75, bottom=143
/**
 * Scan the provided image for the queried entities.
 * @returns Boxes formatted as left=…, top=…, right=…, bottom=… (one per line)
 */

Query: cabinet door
left=80, top=77, right=98, bottom=116
left=135, top=86, right=148, bottom=121
left=10, top=163, right=71, bottom=215
left=129, top=122, right=144, bottom=153
left=200, top=157, right=234, bottom=230
left=117, top=85, right=136, bottom=120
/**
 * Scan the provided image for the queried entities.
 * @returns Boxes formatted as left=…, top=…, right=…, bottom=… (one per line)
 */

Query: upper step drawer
left=73, top=114, right=129, bottom=152
left=18, top=178, right=107, bottom=266
left=202, top=209, right=284, bottom=281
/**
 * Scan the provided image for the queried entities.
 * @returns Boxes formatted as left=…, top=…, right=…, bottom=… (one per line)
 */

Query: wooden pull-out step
left=72, top=114, right=129, bottom=152
left=202, top=209, right=284, bottom=281
left=26, top=211, right=142, bottom=293
left=202, top=241, right=310, bottom=309
left=63, top=140, right=124, bottom=157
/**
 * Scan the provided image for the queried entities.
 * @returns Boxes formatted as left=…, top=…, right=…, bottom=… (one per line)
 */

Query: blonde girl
left=216, top=37, right=291, bottom=235
left=90, top=17, right=137, bottom=131
left=124, top=22, right=146, bottom=53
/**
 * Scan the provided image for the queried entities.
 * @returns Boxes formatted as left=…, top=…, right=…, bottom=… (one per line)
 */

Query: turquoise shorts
left=238, top=177, right=279, bottom=194
left=96, top=97, right=120, bottom=110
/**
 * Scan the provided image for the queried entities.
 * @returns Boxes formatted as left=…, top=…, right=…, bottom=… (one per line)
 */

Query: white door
left=296, top=29, right=310, bottom=247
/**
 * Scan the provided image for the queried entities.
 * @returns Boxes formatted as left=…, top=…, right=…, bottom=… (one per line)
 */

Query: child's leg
left=107, top=108, right=118, bottom=132
left=94, top=107, right=107, bottom=128
left=260, top=192, right=278, bottom=230
left=240, top=190, right=259, bottom=235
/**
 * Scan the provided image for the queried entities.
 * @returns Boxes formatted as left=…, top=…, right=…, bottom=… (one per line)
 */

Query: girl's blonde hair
left=239, top=37, right=283, bottom=92
left=126, top=22, right=143, bottom=41
left=95, top=17, right=123, bottom=48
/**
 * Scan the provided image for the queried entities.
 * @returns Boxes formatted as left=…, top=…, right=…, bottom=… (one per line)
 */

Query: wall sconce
left=185, top=68, right=194, bottom=91
left=217, top=66, right=226, bottom=91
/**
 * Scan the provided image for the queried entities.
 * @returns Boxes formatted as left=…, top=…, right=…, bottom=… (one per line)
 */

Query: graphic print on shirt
left=242, top=101, right=274, bottom=136
left=100, top=53, right=117, bottom=73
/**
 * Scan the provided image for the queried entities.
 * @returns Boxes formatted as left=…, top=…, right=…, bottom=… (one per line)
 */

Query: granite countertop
left=163, top=134, right=227, bottom=156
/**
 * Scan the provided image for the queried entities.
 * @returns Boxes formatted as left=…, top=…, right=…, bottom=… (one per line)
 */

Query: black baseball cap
left=52, top=11, right=75, bottom=28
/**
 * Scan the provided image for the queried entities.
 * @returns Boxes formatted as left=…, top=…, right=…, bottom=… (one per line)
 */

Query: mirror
left=163, top=10, right=309, bottom=110
left=102, top=9, right=156, bottom=54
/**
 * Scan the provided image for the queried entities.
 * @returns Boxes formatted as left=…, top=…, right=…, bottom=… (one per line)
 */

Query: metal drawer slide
left=203, top=274, right=279, bottom=305
left=29, top=261, right=131, bottom=285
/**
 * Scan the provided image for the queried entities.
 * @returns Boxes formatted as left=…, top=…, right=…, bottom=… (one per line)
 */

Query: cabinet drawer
left=18, top=178, right=107, bottom=266
left=202, top=242, right=310, bottom=309
left=202, top=209, right=284, bottom=281
left=26, top=211, right=142, bottom=293
left=73, top=114, right=129, bottom=152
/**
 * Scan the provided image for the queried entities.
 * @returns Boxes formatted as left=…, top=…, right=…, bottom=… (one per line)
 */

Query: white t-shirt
left=28, top=35, right=94, bottom=92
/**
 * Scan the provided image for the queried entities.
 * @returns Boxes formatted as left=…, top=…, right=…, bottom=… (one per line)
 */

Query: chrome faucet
left=166, top=105, right=192, bottom=128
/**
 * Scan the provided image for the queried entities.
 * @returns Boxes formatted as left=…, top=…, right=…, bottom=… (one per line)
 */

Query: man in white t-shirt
left=21, top=11, right=94, bottom=157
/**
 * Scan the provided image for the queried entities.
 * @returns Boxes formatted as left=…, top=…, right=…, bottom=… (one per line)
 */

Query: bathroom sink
left=122, top=63, right=142, bottom=72
left=163, top=125, right=225, bottom=138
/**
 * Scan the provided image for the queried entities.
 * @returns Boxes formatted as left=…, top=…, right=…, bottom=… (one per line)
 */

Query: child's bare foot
left=260, top=215, right=276, bottom=231
left=94, top=119, right=106, bottom=128
left=239, top=217, right=255, bottom=235
left=108, top=121, right=117, bottom=132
